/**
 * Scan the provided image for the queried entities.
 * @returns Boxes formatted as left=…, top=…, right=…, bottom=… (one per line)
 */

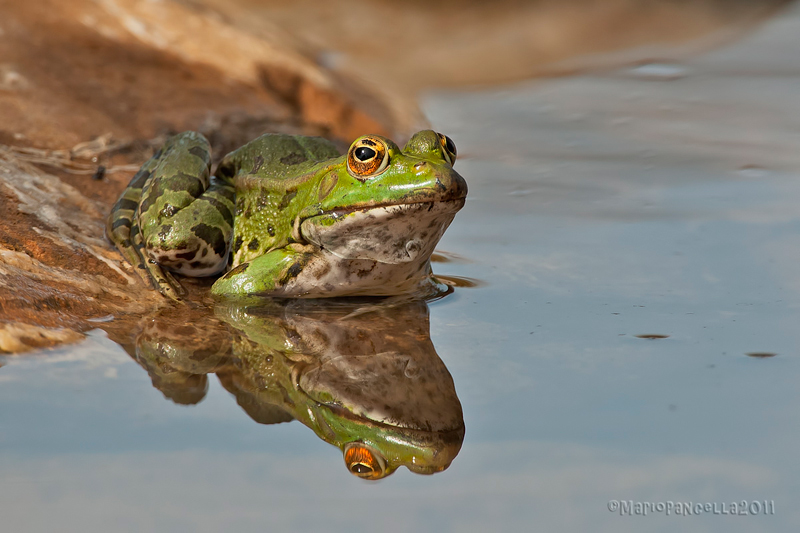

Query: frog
left=106, top=129, right=467, bottom=300
left=111, top=298, right=465, bottom=479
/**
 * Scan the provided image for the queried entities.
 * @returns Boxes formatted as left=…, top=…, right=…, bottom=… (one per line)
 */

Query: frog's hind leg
left=137, top=132, right=235, bottom=288
left=106, top=154, right=186, bottom=300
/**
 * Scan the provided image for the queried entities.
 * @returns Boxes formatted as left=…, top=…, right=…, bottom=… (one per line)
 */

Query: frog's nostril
left=414, top=162, right=427, bottom=170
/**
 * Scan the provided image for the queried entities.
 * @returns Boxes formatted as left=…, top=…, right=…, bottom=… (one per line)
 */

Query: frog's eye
left=437, top=133, right=457, bottom=166
left=343, top=442, right=388, bottom=480
left=347, top=136, right=390, bottom=179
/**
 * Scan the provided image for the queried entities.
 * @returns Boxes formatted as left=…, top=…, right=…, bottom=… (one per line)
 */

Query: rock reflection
left=107, top=299, right=464, bottom=479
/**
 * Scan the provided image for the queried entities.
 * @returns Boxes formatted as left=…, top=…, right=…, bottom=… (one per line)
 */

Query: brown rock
left=0, top=0, right=396, bottom=353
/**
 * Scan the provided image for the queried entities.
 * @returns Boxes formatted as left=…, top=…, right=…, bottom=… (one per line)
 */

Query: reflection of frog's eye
left=343, top=442, right=389, bottom=480
left=347, top=136, right=390, bottom=179
left=437, top=133, right=457, bottom=166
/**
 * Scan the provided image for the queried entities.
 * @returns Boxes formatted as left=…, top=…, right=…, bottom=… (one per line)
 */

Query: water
left=3, top=5, right=800, bottom=533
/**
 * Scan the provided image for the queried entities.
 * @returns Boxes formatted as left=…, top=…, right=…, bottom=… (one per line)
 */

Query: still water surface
left=3, top=6, right=800, bottom=533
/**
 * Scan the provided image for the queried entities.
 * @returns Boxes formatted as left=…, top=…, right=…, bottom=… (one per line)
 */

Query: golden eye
left=343, top=442, right=388, bottom=480
left=347, top=136, right=389, bottom=179
left=437, top=133, right=457, bottom=166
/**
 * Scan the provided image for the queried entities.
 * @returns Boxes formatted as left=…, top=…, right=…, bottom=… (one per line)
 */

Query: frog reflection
left=110, top=298, right=464, bottom=479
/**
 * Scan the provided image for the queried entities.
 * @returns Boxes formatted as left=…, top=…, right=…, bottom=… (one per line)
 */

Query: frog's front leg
left=210, top=244, right=316, bottom=297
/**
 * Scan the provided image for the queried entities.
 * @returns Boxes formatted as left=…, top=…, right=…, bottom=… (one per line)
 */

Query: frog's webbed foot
left=144, top=261, right=187, bottom=301
left=132, top=220, right=187, bottom=301
left=108, top=219, right=186, bottom=301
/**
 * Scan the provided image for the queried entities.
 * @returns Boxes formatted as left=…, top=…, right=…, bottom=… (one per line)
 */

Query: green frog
left=112, top=298, right=465, bottom=479
left=107, top=130, right=466, bottom=300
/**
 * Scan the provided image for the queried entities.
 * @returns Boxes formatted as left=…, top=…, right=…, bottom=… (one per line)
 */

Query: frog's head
left=313, top=129, right=466, bottom=211
left=315, top=408, right=465, bottom=480
left=291, top=384, right=464, bottom=480
left=299, top=130, right=467, bottom=267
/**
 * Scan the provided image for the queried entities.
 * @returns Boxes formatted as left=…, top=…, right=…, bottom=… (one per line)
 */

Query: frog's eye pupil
left=351, top=463, right=374, bottom=474
left=436, top=132, right=457, bottom=165
left=445, top=136, right=456, bottom=157
left=355, top=146, right=376, bottom=162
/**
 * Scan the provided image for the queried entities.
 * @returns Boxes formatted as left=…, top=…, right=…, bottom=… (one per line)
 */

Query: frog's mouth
left=299, top=199, right=465, bottom=264
left=311, top=197, right=465, bottom=219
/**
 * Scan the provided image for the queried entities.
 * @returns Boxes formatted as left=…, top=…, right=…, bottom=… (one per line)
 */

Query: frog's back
left=217, top=134, right=341, bottom=182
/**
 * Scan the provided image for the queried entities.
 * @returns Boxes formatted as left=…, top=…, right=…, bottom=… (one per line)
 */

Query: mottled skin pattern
left=107, top=132, right=235, bottom=300
left=107, top=130, right=466, bottom=300
left=127, top=299, right=465, bottom=478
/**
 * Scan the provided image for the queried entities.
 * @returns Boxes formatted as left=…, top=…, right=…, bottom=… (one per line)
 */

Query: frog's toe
left=157, top=283, right=184, bottom=301
left=160, top=269, right=188, bottom=300
left=142, top=258, right=187, bottom=301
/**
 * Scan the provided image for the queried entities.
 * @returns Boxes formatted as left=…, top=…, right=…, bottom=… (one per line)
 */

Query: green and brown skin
left=120, top=299, right=465, bottom=479
left=107, top=130, right=466, bottom=300
left=218, top=299, right=465, bottom=478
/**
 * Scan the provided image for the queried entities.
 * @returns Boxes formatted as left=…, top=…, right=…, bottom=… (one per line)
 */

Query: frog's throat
left=299, top=199, right=465, bottom=265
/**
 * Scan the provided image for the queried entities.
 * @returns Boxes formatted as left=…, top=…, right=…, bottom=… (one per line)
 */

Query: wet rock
left=0, top=0, right=396, bottom=353
left=0, top=322, right=86, bottom=354
left=0, top=149, right=163, bottom=345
